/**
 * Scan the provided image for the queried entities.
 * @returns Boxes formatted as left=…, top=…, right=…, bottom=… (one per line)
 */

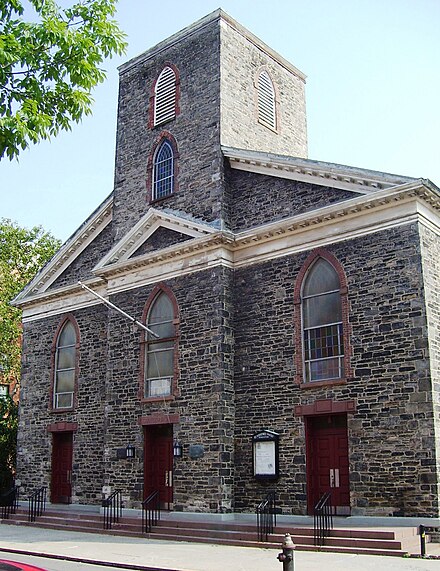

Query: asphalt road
left=0, top=523, right=439, bottom=571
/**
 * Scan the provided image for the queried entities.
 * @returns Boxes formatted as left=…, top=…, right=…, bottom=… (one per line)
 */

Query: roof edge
left=119, top=9, right=306, bottom=81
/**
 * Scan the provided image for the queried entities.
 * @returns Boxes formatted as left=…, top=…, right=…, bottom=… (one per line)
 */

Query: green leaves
left=0, top=219, right=61, bottom=385
left=0, top=219, right=60, bottom=490
left=0, top=0, right=127, bottom=160
left=0, top=395, right=18, bottom=491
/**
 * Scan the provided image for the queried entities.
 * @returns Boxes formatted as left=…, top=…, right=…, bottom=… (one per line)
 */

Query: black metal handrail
left=256, top=491, right=276, bottom=542
left=28, top=486, right=47, bottom=522
left=102, top=489, right=122, bottom=530
left=0, top=486, right=19, bottom=519
left=314, top=491, right=333, bottom=546
left=142, top=490, right=160, bottom=533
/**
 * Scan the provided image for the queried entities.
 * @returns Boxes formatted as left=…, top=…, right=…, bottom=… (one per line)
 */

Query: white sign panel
left=254, top=440, right=276, bottom=476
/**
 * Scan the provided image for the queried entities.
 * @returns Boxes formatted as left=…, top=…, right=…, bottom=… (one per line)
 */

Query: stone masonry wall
left=48, top=222, right=114, bottom=290
left=17, top=304, right=109, bottom=503
left=220, top=19, right=307, bottom=158
left=227, top=166, right=356, bottom=232
left=100, top=266, right=235, bottom=512
left=113, top=20, right=224, bottom=240
left=132, top=227, right=191, bottom=257
left=233, top=222, right=439, bottom=517
left=420, top=224, right=440, bottom=512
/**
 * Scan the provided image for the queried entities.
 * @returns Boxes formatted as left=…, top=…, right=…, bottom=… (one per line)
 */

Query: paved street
left=0, top=524, right=439, bottom=571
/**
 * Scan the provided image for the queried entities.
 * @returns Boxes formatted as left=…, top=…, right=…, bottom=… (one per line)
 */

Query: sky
left=1, top=0, right=439, bottom=243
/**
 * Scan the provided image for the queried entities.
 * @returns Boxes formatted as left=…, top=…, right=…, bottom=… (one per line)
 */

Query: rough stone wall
left=48, top=222, right=114, bottom=290
left=113, top=13, right=308, bottom=241
left=17, top=304, right=109, bottom=503
left=131, top=227, right=191, bottom=257
left=99, top=266, right=235, bottom=511
left=234, top=223, right=439, bottom=517
left=113, top=20, right=224, bottom=240
left=420, top=224, right=440, bottom=514
left=220, top=20, right=307, bottom=158
left=227, top=166, right=356, bottom=232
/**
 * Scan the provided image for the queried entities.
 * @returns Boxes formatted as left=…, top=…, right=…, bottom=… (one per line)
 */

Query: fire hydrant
left=277, top=533, right=295, bottom=571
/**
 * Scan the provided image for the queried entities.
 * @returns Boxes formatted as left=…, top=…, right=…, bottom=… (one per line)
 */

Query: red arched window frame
left=293, top=249, right=352, bottom=387
left=139, top=284, right=180, bottom=402
left=50, top=314, right=80, bottom=411
left=148, top=63, right=181, bottom=129
left=146, top=131, right=179, bottom=204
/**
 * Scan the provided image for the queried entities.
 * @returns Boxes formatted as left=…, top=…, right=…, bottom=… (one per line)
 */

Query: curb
left=0, top=547, right=192, bottom=571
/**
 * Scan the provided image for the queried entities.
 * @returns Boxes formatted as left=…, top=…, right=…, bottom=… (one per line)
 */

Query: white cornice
left=13, top=195, right=113, bottom=304
left=223, top=146, right=417, bottom=195
left=95, top=207, right=218, bottom=271
left=17, top=182, right=440, bottom=321
left=20, top=279, right=107, bottom=323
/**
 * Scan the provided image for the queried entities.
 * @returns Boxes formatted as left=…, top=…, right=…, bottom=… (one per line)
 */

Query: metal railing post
left=102, top=490, right=122, bottom=530
left=314, top=491, right=333, bottom=547
left=142, top=491, right=161, bottom=534
left=28, top=487, right=47, bottom=522
left=256, top=491, right=276, bottom=542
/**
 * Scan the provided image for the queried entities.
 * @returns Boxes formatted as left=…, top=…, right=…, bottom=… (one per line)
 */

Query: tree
left=0, top=395, right=17, bottom=491
left=0, top=219, right=60, bottom=490
left=0, top=218, right=60, bottom=385
left=0, top=0, right=126, bottom=160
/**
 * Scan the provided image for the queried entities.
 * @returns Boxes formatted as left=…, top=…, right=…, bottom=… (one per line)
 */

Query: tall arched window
left=257, top=70, right=276, bottom=130
left=153, top=139, right=174, bottom=200
left=53, top=319, right=78, bottom=409
left=144, top=291, right=177, bottom=398
left=154, top=66, right=177, bottom=126
left=301, top=258, right=344, bottom=382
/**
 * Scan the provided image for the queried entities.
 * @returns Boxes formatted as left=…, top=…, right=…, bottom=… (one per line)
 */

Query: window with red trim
left=295, top=251, right=351, bottom=386
left=152, top=139, right=174, bottom=200
left=53, top=319, right=78, bottom=409
left=144, top=291, right=177, bottom=398
left=302, top=258, right=344, bottom=382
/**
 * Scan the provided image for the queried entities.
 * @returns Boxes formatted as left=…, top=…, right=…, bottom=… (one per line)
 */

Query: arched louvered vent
left=154, top=66, right=177, bottom=126
left=257, top=71, right=276, bottom=130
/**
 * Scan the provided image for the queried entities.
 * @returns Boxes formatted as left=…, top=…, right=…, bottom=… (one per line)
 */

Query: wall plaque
left=252, top=430, right=279, bottom=480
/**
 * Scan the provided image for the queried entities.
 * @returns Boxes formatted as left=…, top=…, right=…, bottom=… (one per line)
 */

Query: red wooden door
left=51, top=432, right=73, bottom=504
left=144, top=425, right=173, bottom=508
left=307, top=415, right=350, bottom=515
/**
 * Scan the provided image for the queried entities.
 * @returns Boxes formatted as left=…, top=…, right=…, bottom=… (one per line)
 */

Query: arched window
left=53, top=319, right=78, bottom=409
left=154, top=66, right=177, bottom=126
left=153, top=139, right=174, bottom=200
left=301, top=258, right=344, bottom=382
left=257, top=70, right=276, bottom=130
left=144, top=291, right=177, bottom=398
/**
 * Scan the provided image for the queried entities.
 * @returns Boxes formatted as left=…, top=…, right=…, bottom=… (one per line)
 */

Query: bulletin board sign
left=252, top=430, right=279, bottom=480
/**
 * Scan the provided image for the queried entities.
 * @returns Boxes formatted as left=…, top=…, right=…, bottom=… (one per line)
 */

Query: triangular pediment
left=13, top=195, right=113, bottom=304
left=94, top=208, right=219, bottom=271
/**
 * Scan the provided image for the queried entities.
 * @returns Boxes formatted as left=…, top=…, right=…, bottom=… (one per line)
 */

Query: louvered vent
left=154, top=67, right=176, bottom=126
left=258, top=71, right=276, bottom=130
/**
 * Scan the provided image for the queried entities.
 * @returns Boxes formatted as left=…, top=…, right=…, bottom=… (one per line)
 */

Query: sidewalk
left=0, top=524, right=439, bottom=571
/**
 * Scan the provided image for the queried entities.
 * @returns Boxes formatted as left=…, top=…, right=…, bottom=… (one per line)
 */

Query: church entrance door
left=51, top=432, right=73, bottom=504
left=306, top=414, right=350, bottom=515
left=144, top=424, right=173, bottom=509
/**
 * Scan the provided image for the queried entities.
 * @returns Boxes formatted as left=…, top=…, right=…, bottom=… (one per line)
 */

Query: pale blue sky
left=1, top=0, right=439, bottom=242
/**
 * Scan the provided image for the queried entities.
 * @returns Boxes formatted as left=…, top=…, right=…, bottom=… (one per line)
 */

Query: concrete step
left=0, top=508, right=418, bottom=557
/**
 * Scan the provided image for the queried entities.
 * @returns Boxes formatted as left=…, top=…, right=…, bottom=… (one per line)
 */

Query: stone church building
left=13, top=10, right=440, bottom=518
